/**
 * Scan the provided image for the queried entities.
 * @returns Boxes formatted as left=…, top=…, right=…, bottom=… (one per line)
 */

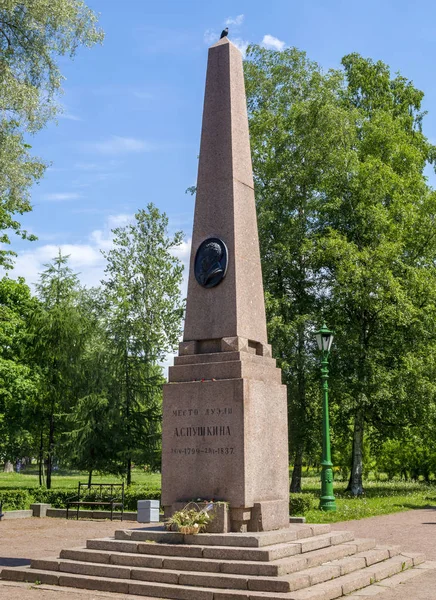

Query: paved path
left=0, top=510, right=435, bottom=599
left=331, top=508, right=436, bottom=599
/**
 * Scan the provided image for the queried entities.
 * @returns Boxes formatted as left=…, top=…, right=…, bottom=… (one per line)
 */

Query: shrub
left=0, top=489, right=32, bottom=510
left=31, top=488, right=75, bottom=508
left=124, top=486, right=161, bottom=511
left=289, top=492, right=315, bottom=515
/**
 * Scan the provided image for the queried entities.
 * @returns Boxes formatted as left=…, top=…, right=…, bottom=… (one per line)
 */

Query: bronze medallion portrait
left=194, top=238, right=228, bottom=288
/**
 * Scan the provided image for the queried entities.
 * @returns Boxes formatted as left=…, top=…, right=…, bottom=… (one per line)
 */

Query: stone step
left=289, top=554, right=420, bottom=600
left=0, top=551, right=424, bottom=599
left=168, top=359, right=282, bottom=384
left=29, top=544, right=410, bottom=594
left=60, top=537, right=376, bottom=578
left=86, top=530, right=354, bottom=563
left=174, top=350, right=277, bottom=367
left=113, top=524, right=331, bottom=547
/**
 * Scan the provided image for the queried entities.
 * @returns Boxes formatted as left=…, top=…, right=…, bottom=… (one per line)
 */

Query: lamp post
left=315, top=323, right=336, bottom=512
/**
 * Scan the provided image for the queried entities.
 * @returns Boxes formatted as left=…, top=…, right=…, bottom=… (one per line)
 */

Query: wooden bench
left=66, top=483, right=124, bottom=521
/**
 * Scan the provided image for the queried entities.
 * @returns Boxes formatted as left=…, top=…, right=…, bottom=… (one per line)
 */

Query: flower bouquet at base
left=165, top=502, right=215, bottom=534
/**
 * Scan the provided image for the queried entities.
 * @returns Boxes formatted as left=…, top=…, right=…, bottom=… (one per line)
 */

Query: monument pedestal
left=162, top=343, right=289, bottom=532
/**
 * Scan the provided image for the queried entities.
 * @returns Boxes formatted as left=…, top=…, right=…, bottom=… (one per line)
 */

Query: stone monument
left=161, top=36, right=289, bottom=532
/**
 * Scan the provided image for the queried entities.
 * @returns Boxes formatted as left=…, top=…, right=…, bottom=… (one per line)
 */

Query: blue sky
left=6, top=0, right=436, bottom=289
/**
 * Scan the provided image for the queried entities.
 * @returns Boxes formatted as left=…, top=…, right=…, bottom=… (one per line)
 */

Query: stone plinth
left=162, top=352, right=289, bottom=532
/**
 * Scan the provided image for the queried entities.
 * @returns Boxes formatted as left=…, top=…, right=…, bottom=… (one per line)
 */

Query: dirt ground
left=0, top=511, right=435, bottom=599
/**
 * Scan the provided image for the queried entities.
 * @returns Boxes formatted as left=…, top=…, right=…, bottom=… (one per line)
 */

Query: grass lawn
left=1, top=468, right=435, bottom=524
left=301, top=478, right=436, bottom=523
left=0, top=467, right=161, bottom=490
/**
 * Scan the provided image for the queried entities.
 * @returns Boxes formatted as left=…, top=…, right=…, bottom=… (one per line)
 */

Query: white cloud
left=88, top=136, right=151, bottom=155
left=225, top=14, right=244, bottom=26
left=12, top=243, right=103, bottom=289
left=232, top=38, right=249, bottom=57
left=8, top=213, right=135, bottom=289
left=204, top=29, right=219, bottom=45
left=59, top=112, right=82, bottom=122
left=261, top=34, right=285, bottom=51
left=42, top=193, right=82, bottom=202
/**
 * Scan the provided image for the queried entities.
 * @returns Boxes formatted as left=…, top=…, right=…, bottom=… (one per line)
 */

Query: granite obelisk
left=162, top=37, right=289, bottom=532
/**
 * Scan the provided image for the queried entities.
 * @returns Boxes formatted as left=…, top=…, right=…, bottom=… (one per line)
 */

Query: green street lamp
left=315, top=323, right=337, bottom=512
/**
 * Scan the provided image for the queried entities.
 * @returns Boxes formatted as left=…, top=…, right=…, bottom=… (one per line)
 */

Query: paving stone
left=347, top=585, right=388, bottom=596
left=60, top=548, right=111, bottom=564
left=375, top=565, right=428, bottom=587
left=128, top=579, right=214, bottom=599
left=130, top=567, right=179, bottom=584
left=1, top=568, right=59, bottom=586
left=220, top=558, right=278, bottom=576
left=110, top=551, right=163, bottom=568
left=342, top=538, right=377, bottom=553
left=30, top=558, right=60, bottom=571
left=213, top=592, right=251, bottom=600
left=371, top=555, right=413, bottom=582
left=59, top=560, right=131, bottom=580
left=313, top=564, right=342, bottom=585
left=362, top=548, right=390, bottom=566
left=399, top=551, right=425, bottom=566
left=247, top=574, right=290, bottom=592
left=138, top=542, right=204, bottom=557
left=415, top=560, right=436, bottom=569
left=340, top=569, right=374, bottom=595
left=334, top=555, right=367, bottom=575
left=86, top=539, right=138, bottom=553
left=162, top=556, right=221, bottom=572
left=281, top=571, right=311, bottom=591
left=202, top=546, right=270, bottom=561
left=291, top=584, right=328, bottom=599
left=58, top=573, right=129, bottom=593
left=179, top=571, right=249, bottom=590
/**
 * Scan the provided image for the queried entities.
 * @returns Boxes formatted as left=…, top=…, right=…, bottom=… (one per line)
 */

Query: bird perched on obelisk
left=220, top=27, right=228, bottom=39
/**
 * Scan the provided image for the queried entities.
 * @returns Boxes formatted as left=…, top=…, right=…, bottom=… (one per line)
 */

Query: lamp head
left=315, top=322, right=334, bottom=354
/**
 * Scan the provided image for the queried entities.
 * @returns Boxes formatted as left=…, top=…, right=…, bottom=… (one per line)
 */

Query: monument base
left=161, top=347, right=290, bottom=533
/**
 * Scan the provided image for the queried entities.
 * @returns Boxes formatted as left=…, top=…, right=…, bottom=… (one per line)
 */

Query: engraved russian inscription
left=170, top=404, right=235, bottom=456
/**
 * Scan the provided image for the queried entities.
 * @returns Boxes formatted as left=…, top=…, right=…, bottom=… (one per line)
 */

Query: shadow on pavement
left=0, top=558, right=31, bottom=567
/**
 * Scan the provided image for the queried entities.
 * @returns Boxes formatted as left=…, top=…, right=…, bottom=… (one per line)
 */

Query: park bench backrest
left=77, top=482, right=124, bottom=502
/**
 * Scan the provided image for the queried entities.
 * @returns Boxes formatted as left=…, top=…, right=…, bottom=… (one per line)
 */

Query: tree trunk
left=38, top=429, right=44, bottom=487
left=88, top=469, right=93, bottom=488
left=346, top=409, right=364, bottom=496
left=127, top=457, right=132, bottom=486
left=46, top=414, right=55, bottom=490
left=290, top=446, right=304, bottom=493
left=3, top=461, right=14, bottom=473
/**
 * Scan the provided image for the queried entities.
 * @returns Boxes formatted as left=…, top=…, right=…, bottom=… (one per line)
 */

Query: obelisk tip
left=210, top=36, right=236, bottom=50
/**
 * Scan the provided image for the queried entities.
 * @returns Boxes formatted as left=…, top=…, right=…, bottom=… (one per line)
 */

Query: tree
left=0, top=276, right=39, bottom=466
left=320, top=54, right=436, bottom=495
left=244, top=45, right=348, bottom=491
left=101, top=205, right=184, bottom=484
left=244, top=46, right=436, bottom=495
left=0, top=1, right=103, bottom=267
left=31, top=251, right=90, bottom=488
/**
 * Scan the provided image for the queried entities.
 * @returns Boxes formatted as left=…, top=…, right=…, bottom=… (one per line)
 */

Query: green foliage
left=0, top=0, right=103, bottom=267
left=245, top=45, right=436, bottom=495
left=31, top=487, right=72, bottom=508
left=101, top=205, right=184, bottom=483
left=123, top=486, right=162, bottom=511
left=0, top=488, right=31, bottom=509
left=289, top=492, right=315, bottom=515
left=31, top=251, right=93, bottom=488
left=0, top=277, right=39, bottom=463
